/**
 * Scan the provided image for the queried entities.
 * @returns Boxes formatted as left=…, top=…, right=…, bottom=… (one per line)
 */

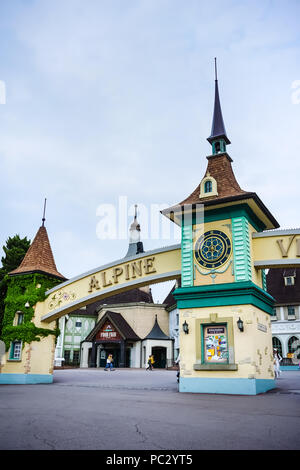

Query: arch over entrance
left=41, top=244, right=181, bottom=323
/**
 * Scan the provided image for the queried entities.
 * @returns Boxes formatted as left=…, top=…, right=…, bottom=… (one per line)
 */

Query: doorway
left=98, top=345, right=120, bottom=368
left=152, top=346, right=167, bottom=368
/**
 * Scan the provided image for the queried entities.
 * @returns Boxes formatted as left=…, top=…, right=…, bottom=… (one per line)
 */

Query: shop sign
left=96, top=321, right=121, bottom=341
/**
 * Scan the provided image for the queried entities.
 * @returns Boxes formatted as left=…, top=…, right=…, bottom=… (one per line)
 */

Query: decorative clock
left=194, top=230, right=231, bottom=269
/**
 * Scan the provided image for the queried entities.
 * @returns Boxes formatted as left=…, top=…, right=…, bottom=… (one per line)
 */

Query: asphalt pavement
left=0, top=368, right=300, bottom=451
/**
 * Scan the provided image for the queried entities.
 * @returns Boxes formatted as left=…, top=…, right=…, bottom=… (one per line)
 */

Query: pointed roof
left=85, top=310, right=140, bottom=342
left=180, top=153, right=246, bottom=204
left=9, top=225, right=66, bottom=280
left=125, top=204, right=144, bottom=258
left=163, top=279, right=181, bottom=310
left=207, top=78, right=230, bottom=145
left=161, top=61, right=279, bottom=230
left=143, top=315, right=170, bottom=340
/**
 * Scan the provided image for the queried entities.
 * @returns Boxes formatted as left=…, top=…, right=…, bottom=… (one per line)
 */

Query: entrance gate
left=1, top=229, right=300, bottom=389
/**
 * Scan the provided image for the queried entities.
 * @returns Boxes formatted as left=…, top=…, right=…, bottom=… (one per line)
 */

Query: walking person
left=273, top=349, right=282, bottom=378
left=146, top=355, right=153, bottom=370
left=104, top=353, right=115, bottom=371
left=175, top=354, right=180, bottom=383
left=146, top=354, right=155, bottom=370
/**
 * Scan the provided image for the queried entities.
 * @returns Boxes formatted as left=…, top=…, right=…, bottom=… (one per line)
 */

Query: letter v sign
left=276, top=236, right=295, bottom=257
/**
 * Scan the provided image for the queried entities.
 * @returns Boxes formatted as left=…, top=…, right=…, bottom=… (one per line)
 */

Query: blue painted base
left=179, top=377, right=275, bottom=395
left=280, top=366, right=300, bottom=371
left=0, top=374, right=53, bottom=384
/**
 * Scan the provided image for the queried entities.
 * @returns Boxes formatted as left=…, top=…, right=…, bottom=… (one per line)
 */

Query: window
left=17, top=313, right=24, bottom=325
left=271, top=307, right=277, bottom=320
left=176, top=313, right=179, bottom=327
left=288, top=336, right=300, bottom=358
left=284, top=276, right=295, bottom=286
left=10, top=341, right=22, bottom=360
left=287, top=306, right=296, bottom=319
left=215, top=142, right=221, bottom=153
left=204, top=180, right=212, bottom=193
left=64, top=350, right=71, bottom=365
left=75, top=320, right=82, bottom=328
left=272, top=337, right=282, bottom=357
left=73, top=350, right=80, bottom=365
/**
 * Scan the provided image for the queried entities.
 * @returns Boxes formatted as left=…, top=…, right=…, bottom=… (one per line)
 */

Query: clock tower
left=162, top=61, right=280, bottom=395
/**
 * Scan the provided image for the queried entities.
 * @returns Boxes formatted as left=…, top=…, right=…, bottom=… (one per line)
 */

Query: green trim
left=261, top=269, right=267, bottom=291
left=192, top=204, right=266, bottom=232
left=232, top=217, right=252, bottom=282
left=174, top=281, right=275, bottom=314
left=181, top=224, right=193, bottom=287
left=212, top=139, right=227, bottom=155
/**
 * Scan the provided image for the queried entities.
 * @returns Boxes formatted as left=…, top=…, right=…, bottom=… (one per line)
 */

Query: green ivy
left=1, top=273, right=62, bottom=350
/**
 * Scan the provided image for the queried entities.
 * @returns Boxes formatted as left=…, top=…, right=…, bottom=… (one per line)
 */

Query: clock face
left=194, top=230, right=231, bottom=269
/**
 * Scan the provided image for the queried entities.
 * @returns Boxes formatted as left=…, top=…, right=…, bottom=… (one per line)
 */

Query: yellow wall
left=179, top=305, right=274, bottom=381
left=98, top=304, right=169, bottom=339
left=253, top=233, right=300, bottom=267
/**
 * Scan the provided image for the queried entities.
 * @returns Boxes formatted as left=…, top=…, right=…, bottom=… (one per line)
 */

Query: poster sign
left=204, top=325, right=228, bottom=362
left=96, top=321, right=121, bottom=341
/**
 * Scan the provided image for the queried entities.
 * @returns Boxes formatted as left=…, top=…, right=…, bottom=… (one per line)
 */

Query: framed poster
left=203, top=325, right=228, bottom=363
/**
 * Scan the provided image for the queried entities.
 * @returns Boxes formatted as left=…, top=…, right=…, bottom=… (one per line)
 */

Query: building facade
left=267, top=268, right=300, bottom=368
left=80, top=287, right=174, bottom=369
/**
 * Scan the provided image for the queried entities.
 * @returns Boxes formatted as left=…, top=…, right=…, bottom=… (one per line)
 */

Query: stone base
left=179, top=377, right=275, bottom=395
left=0, top=374, right=53, bottom=384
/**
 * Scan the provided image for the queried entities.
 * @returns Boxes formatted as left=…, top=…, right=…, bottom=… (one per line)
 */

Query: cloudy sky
left=0, top=0, right=299, bottom=302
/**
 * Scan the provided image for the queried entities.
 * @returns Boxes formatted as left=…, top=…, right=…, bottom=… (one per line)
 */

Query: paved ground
left=0, top=368, right=300, bottom=450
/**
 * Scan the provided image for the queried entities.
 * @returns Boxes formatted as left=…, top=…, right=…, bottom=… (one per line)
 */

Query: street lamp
left=237, top=317, right=244, bottom=332
left=182, top=320, right=189, bottom=334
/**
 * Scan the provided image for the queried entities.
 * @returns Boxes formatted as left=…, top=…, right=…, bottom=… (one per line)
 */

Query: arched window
left=272, top=337, right=282, bottom=357
left=288, top=336, right=300, bottom=358
left=204, top=180, right=212, bottom=193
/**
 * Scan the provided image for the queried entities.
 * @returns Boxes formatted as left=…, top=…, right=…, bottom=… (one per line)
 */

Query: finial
left=214, top=57, right=218, bottom=81
left=42, top=198, right=47, bottom=227
left=207, top=58, right=231, bottom=150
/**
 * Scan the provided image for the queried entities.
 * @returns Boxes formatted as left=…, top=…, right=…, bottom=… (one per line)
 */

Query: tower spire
left=125, top=204, right=144, bottom=258
left=42, top=198, right=47, bottom=227
left=207, top=58, right=231, bottom=154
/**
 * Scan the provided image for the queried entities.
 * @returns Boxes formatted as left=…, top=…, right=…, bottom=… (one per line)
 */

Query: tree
left=0, top=234, right=31, bottom=335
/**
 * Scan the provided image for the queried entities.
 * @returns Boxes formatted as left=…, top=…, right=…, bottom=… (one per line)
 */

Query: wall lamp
left=182, top=320, right=189, bottom=334
left=237, top=317, right=244, bottom=332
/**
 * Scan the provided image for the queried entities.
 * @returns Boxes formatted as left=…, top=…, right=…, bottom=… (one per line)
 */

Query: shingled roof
left=266, top=268, right=300, bottom=305
left=85, top=310, right=140, bottom=342
left=143, top=315, right=170, bottom=340
left=180, top=153, right=247, bottom=205
left=9, top=225, right=66, bottom=280
left=86, top=287, right=154, bottom=315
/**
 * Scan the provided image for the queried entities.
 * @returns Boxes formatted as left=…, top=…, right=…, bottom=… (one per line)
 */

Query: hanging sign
left=96, top=321, right=122, bottom=341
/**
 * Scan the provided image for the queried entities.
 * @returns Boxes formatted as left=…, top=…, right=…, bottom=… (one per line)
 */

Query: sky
left=0, top=0, right=299, bottom=303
